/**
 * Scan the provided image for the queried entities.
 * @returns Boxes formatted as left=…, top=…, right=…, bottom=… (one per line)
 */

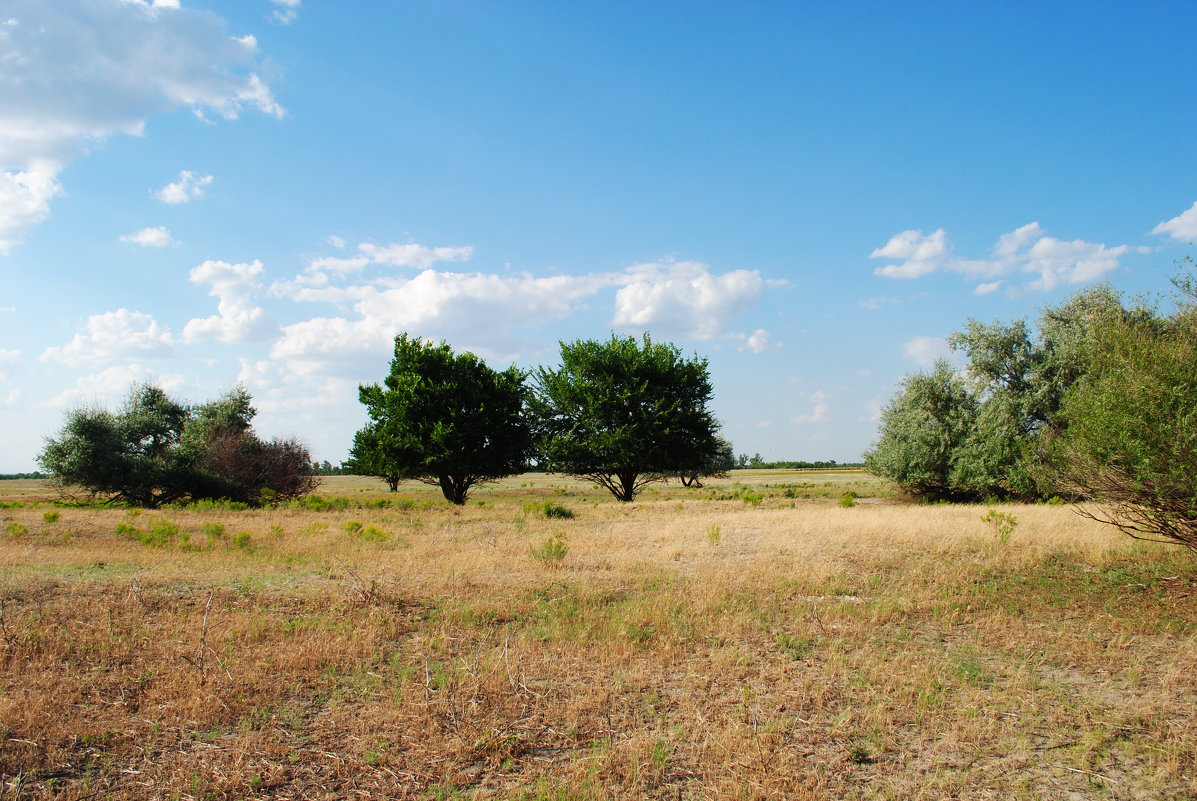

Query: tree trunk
left=615, top=471, right=638, bottom=502
left=438, top=474, right=469, bottom=505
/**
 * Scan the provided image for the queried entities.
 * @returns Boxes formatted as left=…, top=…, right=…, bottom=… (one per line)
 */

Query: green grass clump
left=838, top=492, right=857, bottom=508
left=531, top=532, right=568, bottom=565
left=42, top=510, right=60, bottom=524
left=524, top=501, right=576, bottom=519
left=7, top=521, right=28, bottom=538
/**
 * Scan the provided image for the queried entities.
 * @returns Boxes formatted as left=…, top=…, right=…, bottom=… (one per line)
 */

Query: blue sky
left=2, top=0, right=1195, bottom=472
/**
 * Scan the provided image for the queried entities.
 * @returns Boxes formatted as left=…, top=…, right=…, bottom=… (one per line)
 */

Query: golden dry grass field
left=1, top=471, right=1195, bottom=800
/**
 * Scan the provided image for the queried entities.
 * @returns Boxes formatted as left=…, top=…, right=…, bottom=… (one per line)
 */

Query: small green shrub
left=234, top=531, right=252, bottom=549
left=360, top=525, right=389, bottom=543
left=42, top=511, right=60, bottom=524
left=1046, top=495, right=1066, bottom=506
left=7, top=521, right=28, bottom=538
left=706, top=523, right=722, bottom=544
left=838, top=492, right=856, bottom=508
left=741, top=491, right=764, bottom=506
left=531, top=532, right=568, bottom=565
left=542, top=502, right=574, bottom=519
left=202, top=521, right=227, bottom=540
left=343, top=520, right=364, bottom=534
left=980, top=509, right=1019, bottom=544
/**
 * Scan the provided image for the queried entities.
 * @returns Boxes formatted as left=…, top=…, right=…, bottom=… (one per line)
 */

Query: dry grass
left=1, top=472, right=1195, bottom=799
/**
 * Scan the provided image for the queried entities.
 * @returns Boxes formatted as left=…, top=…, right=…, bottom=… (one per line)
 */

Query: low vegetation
left=1, top=472, right=1195, bottom=800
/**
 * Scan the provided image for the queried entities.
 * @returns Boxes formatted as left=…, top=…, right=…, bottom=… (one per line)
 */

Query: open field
left=2, top=471, right=1196, bottom=799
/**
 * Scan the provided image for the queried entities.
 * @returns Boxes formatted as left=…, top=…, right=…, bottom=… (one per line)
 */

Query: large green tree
left=864, top=361, right=978, bottom=501
left=1043, top=281, right=1197, bottom=548
left=868, top=285, right=1144, bottom=501
left=350, top=334, right=532, bottom=504
left=38, top=383, right=316, bottom=507
left=530, top=334, right=719, bottom=502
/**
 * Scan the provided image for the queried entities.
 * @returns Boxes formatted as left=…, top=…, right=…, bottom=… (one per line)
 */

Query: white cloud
left=0, top=1, right=279, bottom=249
left=40, top=309, right=175, bottom=366
left=973, top=280, right=1003, bottom=296
left=43, top=364, right=185, bottom=408
left=737, top=329, right=772, bottom=354
left=902, top=336, right=949, bottom=367
left=154, top=171, right=213, bottom=204
left=0, top=349, right=19, bottom=363
left=357, top=242, right=474, bottom=269
left=863, top=399, right=883, bottom=423
left=270, top=0, right=301, bottom=25
left=119, top=225, right=176, bottom=247
left=873, top=222, right=1144, bottom=292
left=183, top=259, right=277, bottom=344
left=2, top=389, right=21, bottom=408
left=792, top=391, right=830, bottom=424
left=326, top=235, right=347, bottom=248
left=272, top=269, right=604, bottom=376
left=1021, top=237, right=1141, bottom=292
left=0, top=306, right=14, bottom=313
left=0, top=161, right=61, bottom=254
left=612, top=261, right=763, bottom=339
left=870, top=229, right=949, bottom=279
left=1152, top=201, right=1197, bottom=242
left=268, top=243, right=772, bottom=378
left=274, top=241, right=474, bottom=293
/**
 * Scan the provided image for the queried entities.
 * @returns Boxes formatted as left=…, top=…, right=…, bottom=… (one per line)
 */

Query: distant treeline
left=309, top=461, right=350, bottom=476
left=733, top=454, right=861, bottom=470
left=0, top=472, right=46, bottom=480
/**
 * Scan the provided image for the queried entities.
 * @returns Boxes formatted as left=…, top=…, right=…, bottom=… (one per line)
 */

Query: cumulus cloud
left=870, top=229, right=949, bottom=279
left=40, top=309, right=175, bottom=366
left=873, top=222, right=1145, bottom=292
left=272, top=270, right=605, bottom=376
left=270, top=0, right=301, bottom=25
left=0, top=349, right=19, bottom=363
left=1151, top=201, right=1197, bottom=243
left=737, top=329, right=772, bottom=354
left=155, top=171, right=213, bottom=204
left=357, top=242, right=474, bottom=269
left=268, top=242, right=771, bottom=377
left=0, top=1, right=279, bottom=250
left=274, top=241, right=474, bottom=293
left=119, top=225, right=176, bottom=247
left=973, top=281, right=1003, bottom=296
left=43, top=364, right=185, bottom=408
left=612, top=261, right=764, bottom=339
left=902, top=336, right=949, bottom=367
left=792, top=391, right=830, bottom=424
left=183, top=259, right=277, bottom=344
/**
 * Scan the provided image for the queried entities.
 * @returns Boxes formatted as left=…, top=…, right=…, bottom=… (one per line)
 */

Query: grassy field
left=1, top=471, right=1195, bottom=800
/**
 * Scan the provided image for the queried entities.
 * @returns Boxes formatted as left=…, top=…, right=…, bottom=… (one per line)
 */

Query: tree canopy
left=867, top=284, right=1149, bottom=502
left=1042, top=280, right=1197, bottom=548
left=349, top=334, right=532, bottom=504
left=38, top=383, right=316, bottom=507
left=530, top=334, right=719, bottom=501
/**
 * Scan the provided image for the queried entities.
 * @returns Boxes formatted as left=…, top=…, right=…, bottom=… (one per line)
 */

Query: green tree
left=946, top=285, right=1132, bottom=499
left=344, top=422, right=402, bottom=491
left=38, top=383, right=316, bottom=507
left=530, top=333, right=719, bottom=502
left=1043, top=284, right=1197, bottom=548
left=864, top=360, right=978, bottom=501
left=351, top=334, right=532, bottom=504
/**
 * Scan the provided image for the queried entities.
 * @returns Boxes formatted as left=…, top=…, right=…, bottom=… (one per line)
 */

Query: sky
left=2, top=0, right=1196, bottom=472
